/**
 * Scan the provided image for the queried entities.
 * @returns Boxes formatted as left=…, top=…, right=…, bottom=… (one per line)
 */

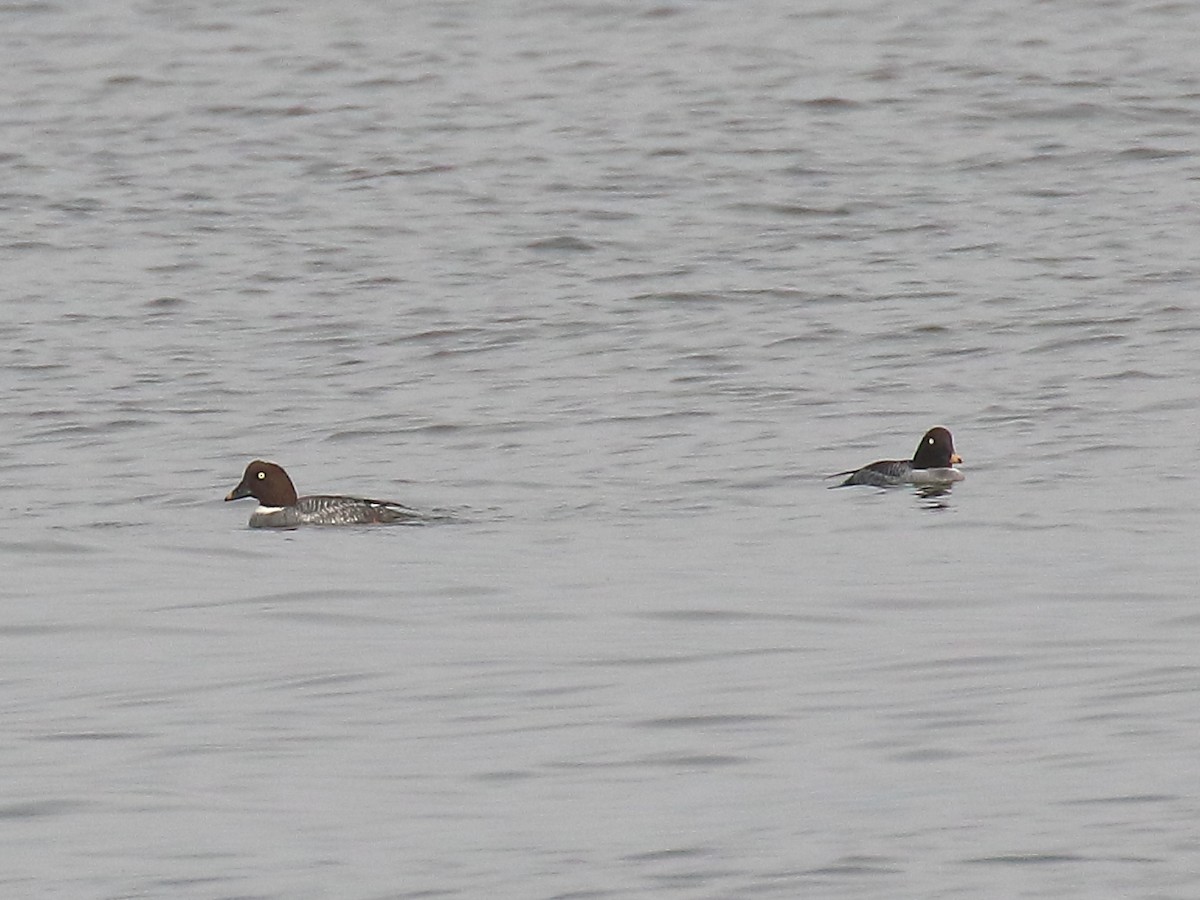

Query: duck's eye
left=257, top=471, right=265, bottom=480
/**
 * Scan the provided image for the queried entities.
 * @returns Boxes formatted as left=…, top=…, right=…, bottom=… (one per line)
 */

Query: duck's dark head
left=225, top=460, right=299, bottom=507
left=911, top=427, right=962, bottom=469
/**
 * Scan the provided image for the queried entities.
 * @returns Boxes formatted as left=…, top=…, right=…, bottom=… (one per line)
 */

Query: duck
left=830, top=427, right=964, bottom=488
left=225, top=460, right=420, bottom=527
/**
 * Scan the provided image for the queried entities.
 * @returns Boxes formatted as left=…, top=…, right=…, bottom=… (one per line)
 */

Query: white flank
left=911, top=468, right=965, bottom=485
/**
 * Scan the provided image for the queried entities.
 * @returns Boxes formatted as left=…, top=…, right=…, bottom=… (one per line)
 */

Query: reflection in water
left=917, top=483, right=957, bottom=509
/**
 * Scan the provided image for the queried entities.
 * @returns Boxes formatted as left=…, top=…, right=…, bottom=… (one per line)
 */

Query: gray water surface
left=4, top=1, right=1200, bottom=898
